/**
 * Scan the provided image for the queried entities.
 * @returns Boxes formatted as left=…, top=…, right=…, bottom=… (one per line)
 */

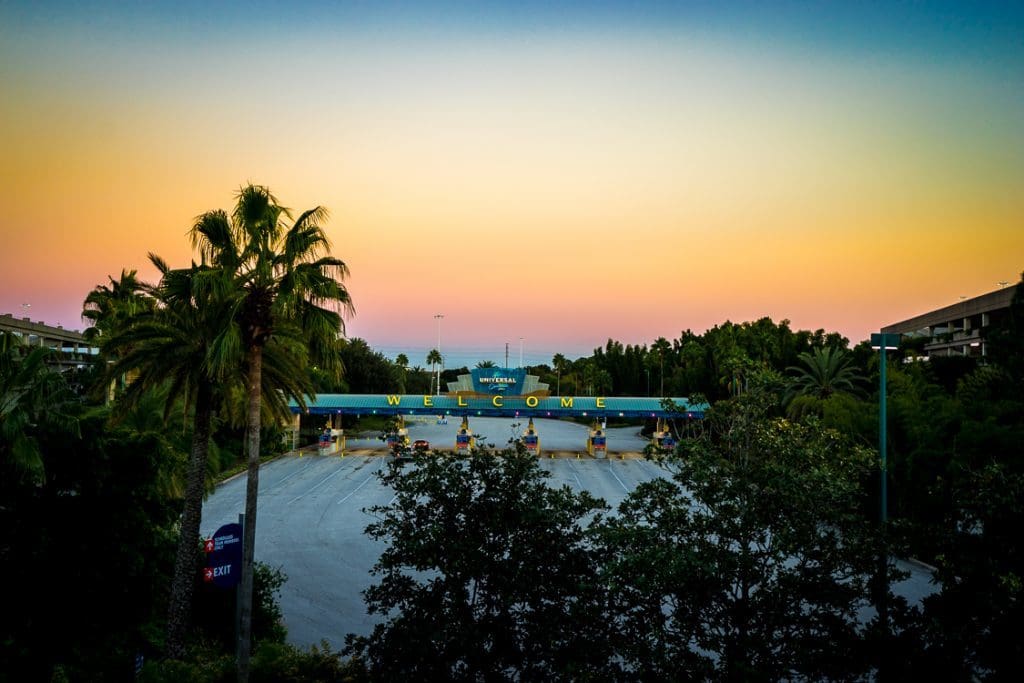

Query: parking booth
left=522, top=417, right=541, bottom=456
left=455, top=417, right=475, bottom=455
left=318, top=427, right=344, bottom=455
left=587, top=422, right=607, bottom=459
left=652, top=418, right=676, bottom=452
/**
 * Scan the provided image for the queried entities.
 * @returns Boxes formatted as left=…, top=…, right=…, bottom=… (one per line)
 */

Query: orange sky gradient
left=1, top=3, right=1021, bottom=362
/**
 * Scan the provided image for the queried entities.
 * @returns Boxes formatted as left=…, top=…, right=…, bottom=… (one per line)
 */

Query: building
left=881, top=286, right=1016, bottom=358
left=0, top=313, right=97, bottom=369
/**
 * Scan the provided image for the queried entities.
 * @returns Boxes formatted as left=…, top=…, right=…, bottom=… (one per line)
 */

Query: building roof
left=881, top=286, right=1015, bottom=334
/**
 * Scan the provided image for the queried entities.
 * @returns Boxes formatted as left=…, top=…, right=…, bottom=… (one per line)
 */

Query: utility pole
left=519, top=337, right=524, bottom=368
left=505, top=342, right=509, bottom=368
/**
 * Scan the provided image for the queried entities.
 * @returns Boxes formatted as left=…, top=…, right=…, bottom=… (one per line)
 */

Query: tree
left=1, top=395, right=182, bottom=680
left=96, top=259, right=226, bottom=658
left=0, top=331, right=78, bottom=484
left=81, top=268, right=153, bottom=344
left=651, top=337, right=671, bottom=397
left=97, top=256, right=315, bottom=658
left=599, top=393, right=891, bottom=680
left=551, top=353, right=566, bottom=396
left=395, top=353, right=409, bottom=369
left=475, top=359, right=496, bottom=368
left=190, top=184, right=352, bottom=681
left=784, top=346, right=863, bottom=415
left=346, top=448, right=615, bottom=680
left=426, top=348, right=442, bottom=394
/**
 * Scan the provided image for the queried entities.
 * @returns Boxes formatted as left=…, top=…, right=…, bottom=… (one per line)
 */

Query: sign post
left=203, top=522, right=243, bottom=589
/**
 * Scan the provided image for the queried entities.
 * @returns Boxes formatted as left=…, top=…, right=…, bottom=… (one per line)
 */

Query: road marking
left=286, top=459, right=355, bottom=505
left=606, top=461, right=630, bottom=493
left=270, top=458, right=322, bottom=490
left=336, top=462, right=384, bottom=505
left=566, top=460, right=583, bottom=489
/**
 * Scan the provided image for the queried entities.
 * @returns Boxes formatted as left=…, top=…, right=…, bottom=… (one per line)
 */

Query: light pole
left=871, top=331, right=900, bottom=671
left=434, top=314, right=444, bottom=396
left=871, top=333, right=900, bottom=523
left=519, top=337, right=523, bottom=369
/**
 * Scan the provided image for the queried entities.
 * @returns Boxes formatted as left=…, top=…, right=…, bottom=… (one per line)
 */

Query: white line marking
left=336, top=474, right=376, bottom=505
left=286, top=460, right=352, bottom=505
left=607, top=461, right=630, bottom=493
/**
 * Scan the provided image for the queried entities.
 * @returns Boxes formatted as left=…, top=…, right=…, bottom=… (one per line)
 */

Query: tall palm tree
left=552, top=353, right=566, bottom=396
left=476, top=359, right=496, bottom=369
left=81, top=269, right=153, bottom=343
left=98, top=257, right=226, bottom=658
left=426, top=348, right=442, bottom=394
left=190, top=184, right=352, bottom=680
left=651, top=337, right=671, bottom=397
left=785, top=347, right=863, bottom=403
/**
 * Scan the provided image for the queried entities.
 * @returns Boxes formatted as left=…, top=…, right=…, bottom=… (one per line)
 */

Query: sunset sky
left=2, top=1, right=1022, bottom=365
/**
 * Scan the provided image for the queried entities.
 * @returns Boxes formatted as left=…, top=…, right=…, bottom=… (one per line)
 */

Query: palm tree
left=0, top=331, right=78, bottom=485
left=476, top=360, right=496, bottom=368
left=98, top=257, right=228, bottom=657
left=81, top=269, right=153, bottom=343
left=785, top=347, right=863, bottom=404
left=190, top=184, right=352, bottom=680
left=395, top=353, right=409, bottom=369
left=651, top=337, right=671, bottom=397
left=552, top=353, right=566, bottom=396
left=427, top=348, right=442, bottom=394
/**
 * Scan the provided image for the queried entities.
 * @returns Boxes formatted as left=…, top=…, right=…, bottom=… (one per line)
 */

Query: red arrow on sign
left=203, top=567, right=214, bottom=582
left=203, top=538, right=214, bottom=553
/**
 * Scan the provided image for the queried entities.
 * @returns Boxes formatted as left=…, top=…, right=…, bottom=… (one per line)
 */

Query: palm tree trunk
left=236, top=345, right=263, bottom=683
left=166, top=381, right=213, bottom=659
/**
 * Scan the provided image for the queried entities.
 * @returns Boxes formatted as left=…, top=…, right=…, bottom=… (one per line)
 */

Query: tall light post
left=519, top=337, right=524, bottom=369
left=434, top=314, right=444, bottom=396
left=870, top=333, right=900, bottom=523
left=871, top=331, right=900, bottom=670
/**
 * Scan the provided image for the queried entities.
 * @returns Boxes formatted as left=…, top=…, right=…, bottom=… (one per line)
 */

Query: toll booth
left=455, top=416, right=475, bottom=455
left=652, top=418, right=676, bottom=452
left=318, top=428, right=344, bottom=455
left=587, top=421, right=607, bottom=458
left=522, top=417, right=540, bottom=456
left=385, top=415, right=410, bottom=453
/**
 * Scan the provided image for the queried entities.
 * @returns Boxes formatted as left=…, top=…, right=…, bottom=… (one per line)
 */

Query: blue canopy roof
left=289, top=394, right=707, bottom=419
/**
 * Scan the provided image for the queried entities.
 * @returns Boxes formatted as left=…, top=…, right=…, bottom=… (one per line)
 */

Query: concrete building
left=0, top=313, right=97, bottom=369
left=881, top=286, right=1016, bottom=358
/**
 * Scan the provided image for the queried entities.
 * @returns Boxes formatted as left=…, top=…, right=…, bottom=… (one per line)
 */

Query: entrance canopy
left=289, top=394, right=707, bottom=419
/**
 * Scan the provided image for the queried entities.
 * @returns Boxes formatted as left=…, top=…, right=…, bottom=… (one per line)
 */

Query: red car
left=413, top=439, right=430, bottom=451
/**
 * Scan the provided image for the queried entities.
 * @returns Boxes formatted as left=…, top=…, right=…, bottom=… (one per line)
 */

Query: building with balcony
left=881, top=286, right=1016, bottom=358
left=0, top=313, right=98, bottom=369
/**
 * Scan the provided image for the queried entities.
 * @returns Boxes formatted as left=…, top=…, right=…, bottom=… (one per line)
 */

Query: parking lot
left=201, top=417, right=936, bottom=651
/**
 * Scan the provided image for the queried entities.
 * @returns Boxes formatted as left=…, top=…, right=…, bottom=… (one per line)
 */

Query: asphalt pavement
left=200, top=416, right=938, bottom=652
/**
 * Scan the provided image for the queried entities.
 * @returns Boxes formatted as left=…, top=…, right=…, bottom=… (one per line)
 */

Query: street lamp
left=870, top=331, right=900, bottom=669
left=434, top=314, right=444, bottom=396
left=519, top=337, right=524, bottom=369
left=870, top=332, right=900, bottom=523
